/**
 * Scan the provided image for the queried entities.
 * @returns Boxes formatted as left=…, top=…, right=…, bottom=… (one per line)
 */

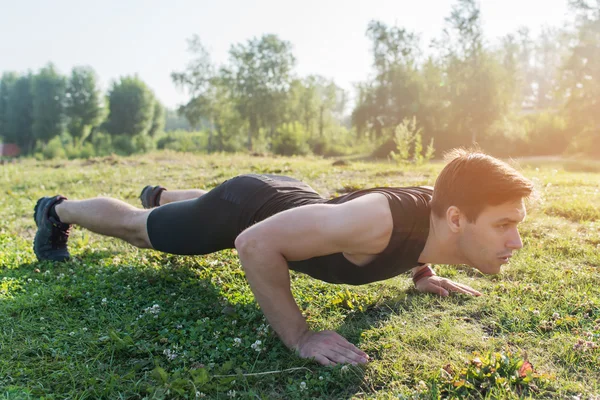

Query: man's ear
left=446, top=206, right=462, bottom=233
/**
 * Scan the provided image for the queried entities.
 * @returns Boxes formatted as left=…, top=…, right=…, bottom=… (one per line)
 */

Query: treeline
left=1, top=0, right=600, bottom=159
left=0, top=65, right=164, bottom=159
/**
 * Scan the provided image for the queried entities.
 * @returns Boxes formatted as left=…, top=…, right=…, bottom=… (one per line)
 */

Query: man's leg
left=160, top=189, right=207, bottom=205
left=33, top=195, right=154, bottom=262
left=139, top=186, right=207, bottom=208
left=55, top=198, right=152, bottom=248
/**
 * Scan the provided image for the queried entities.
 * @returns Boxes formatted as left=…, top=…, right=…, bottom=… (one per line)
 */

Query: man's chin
left=475, top=263, right=502, bottom=275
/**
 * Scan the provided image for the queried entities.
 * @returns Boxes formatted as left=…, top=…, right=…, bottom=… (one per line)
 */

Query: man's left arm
left=411, top=264, right=482, bottom=297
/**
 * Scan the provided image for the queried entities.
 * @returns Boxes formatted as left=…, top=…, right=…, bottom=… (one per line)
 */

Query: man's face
left=458, top=199, right=526, bottom=274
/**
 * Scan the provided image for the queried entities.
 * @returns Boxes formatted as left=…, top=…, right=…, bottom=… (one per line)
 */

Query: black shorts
left=146, top=174, right=322, bottom=255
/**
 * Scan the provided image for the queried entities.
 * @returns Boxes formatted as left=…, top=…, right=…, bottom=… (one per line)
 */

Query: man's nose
left=506, top=229, right=523, bottom=250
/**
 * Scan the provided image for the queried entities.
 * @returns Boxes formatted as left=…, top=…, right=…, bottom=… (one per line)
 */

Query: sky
left=1, top=0, right=572, bottom=109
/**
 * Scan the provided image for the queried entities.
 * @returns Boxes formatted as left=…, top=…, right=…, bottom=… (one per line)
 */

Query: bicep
left=235, top=193, right=393, bottom=261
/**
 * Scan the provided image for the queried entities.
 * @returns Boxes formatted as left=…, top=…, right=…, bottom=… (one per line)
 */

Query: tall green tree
left=286, top=76, right=342, bottom=139
left=172, top=35, right=220, bottom=149
left=534, top=26, right=568, bottom=109
left=353, top=21, right=423, bottom=140
left=0, top=72, right=18, bottom=140
left=32, top=64, right=67, bottom=142
left=227, top=34, right=296, bottom=149
left=65, top=66, right=104, bottom=144
left=105, top=76, right=155, bottom=137
left=440, top=0, right=506, bottom=148
left=557, top=0, right=600, bottom=154
left=148, top=101, right=165, bottom=137
left=5, top=74, right=35, bottom=152
left=172, top=36, right=246, bottom=151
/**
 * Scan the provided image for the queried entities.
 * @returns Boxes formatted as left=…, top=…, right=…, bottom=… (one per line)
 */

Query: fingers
left=334, top=337, right=369, bottom=359
left=442, top=279, right=482, bottom=296
left=303, top=332, right=369, bottom=366
left=313, top=354, right=336, bottom=366
left=323, top=345, right=368, bottom=365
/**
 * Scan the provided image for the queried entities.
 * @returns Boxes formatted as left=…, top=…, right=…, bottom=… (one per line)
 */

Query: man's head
left=430, top=148, right=535, bottom=274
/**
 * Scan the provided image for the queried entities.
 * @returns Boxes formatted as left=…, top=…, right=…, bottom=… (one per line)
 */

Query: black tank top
left=244, top=174, right=432, bottom=285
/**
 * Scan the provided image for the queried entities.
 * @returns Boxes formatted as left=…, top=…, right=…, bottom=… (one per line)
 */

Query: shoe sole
left=33, top=198, right=43, bottom=227
left=33, top=196, right=70, bottom=262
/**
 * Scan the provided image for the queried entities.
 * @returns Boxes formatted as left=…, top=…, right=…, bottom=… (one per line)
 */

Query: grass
left=1, top=151, right=599, bottom=399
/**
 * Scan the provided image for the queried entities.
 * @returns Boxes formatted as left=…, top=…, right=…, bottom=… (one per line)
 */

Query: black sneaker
left=139, top=185, right=166, bottom=209
left=33, top=196, right=71, bottom=262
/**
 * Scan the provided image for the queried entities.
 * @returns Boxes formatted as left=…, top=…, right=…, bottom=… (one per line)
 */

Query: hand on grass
left=415, top=276, right=482, bottom=297
left=296, top=330, right=369, bottom=366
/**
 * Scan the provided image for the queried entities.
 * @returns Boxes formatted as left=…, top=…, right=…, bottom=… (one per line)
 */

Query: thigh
left=146, top=176, right=272, bottom=255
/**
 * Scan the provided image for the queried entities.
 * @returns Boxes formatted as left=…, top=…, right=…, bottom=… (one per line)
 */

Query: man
left=32, top=148, right=534, bottom=366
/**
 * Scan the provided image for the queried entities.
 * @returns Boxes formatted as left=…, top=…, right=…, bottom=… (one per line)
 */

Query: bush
left=482, top=116, right=529, bottom=157
left=389, top=117, right=434, bottom=166
left=156, top=130, right=208, bottom=153
left=524, top=112, right=569, bottom=156
left=565, top=128, right=600, bottom=157
left=271, top=122, right=310, bottom=156
left=132, top=133, right=156, bottom=153
left=91, top=131, right=114, bottom=157
left=41, top=136, right=67, bottom=159
left=111, top=134, right=137, bottom=156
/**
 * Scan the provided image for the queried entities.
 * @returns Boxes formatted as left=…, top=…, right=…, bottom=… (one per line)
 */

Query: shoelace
left=49, top=218, right=70, bottom=248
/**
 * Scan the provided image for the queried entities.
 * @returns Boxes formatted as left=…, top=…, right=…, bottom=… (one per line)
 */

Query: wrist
left=412, top=265, right=436, bottom=285
left=293, top=329, right=314, bottom=352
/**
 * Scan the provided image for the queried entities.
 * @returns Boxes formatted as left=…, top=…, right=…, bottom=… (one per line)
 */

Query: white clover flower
left=69, top=332, right=75, bottom=336
left=251, top=340, right=263, bottom=352
left=300, top=382, right=307, bottom=391
left=233, top=338, right=242, bottom=347
left=27, top=278, right=32, bottom=282
left=101, top=298, right=108, bottom=304
left=82, top=327, right=88, bottom=332
left=319, top=376, right=323, bottom=380
left=196, top=392, right=206, bottom=398
left=341, top=365, right=349, bottom=373
left=227, top=390, right=236, bottom=398
left=552, top=312, right=560, bottom=319
left=176, top=324, right=183, bottom=329
left=532, top=310, right=540, bottom=316
left=163, top=348, right=178, bottom=361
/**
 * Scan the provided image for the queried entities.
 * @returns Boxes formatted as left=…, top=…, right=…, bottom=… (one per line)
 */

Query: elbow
left=235, top=231, right=283, bottom=271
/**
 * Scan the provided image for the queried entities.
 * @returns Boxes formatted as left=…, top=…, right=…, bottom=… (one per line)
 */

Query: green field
left=1, top=152, right=599, bottom=399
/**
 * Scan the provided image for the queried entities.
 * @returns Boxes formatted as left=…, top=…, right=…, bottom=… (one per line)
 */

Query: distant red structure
left=0, top=143, right=20, bottom=157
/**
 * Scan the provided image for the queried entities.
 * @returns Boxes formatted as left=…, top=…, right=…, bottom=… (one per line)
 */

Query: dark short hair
left=430, top=148, right=535, bottom=222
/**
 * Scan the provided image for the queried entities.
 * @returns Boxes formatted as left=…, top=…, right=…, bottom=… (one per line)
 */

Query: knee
left=125, top=212, right=153, bottom=249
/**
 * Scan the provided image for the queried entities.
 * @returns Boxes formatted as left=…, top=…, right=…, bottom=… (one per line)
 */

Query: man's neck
left=418, top=214, right=468, bottom=265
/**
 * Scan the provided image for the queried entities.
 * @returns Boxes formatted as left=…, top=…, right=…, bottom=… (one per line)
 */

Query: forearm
left=238, top=247, right=309, bottom=350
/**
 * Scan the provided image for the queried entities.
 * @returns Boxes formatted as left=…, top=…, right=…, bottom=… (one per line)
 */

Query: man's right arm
left=234, top=193, right=393, bottom=365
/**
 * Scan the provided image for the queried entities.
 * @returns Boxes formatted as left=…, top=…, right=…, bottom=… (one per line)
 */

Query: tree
left=227, top=34, right=296, bottom=149
left=172, top=36, right=245, bottom=151
left=65, top=66, right=104, bottom=144
left=32, top=63, right=67, bottom=142
left=4, top=74, right=35, bottom=152
left=0, top=72, right=18, bottom=140
left=533, top=26, right=568, bottom=109
left=286, top=76, right=342, bottom=139
left=439, top=0, right=506, bottom=148
left=557, top=0, right=600, bottom=154
left=148, top=101, right=165, bottom=137
left=105, top=76, right=155, bottom=137
left=353, top=21, right=424, bottom=140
